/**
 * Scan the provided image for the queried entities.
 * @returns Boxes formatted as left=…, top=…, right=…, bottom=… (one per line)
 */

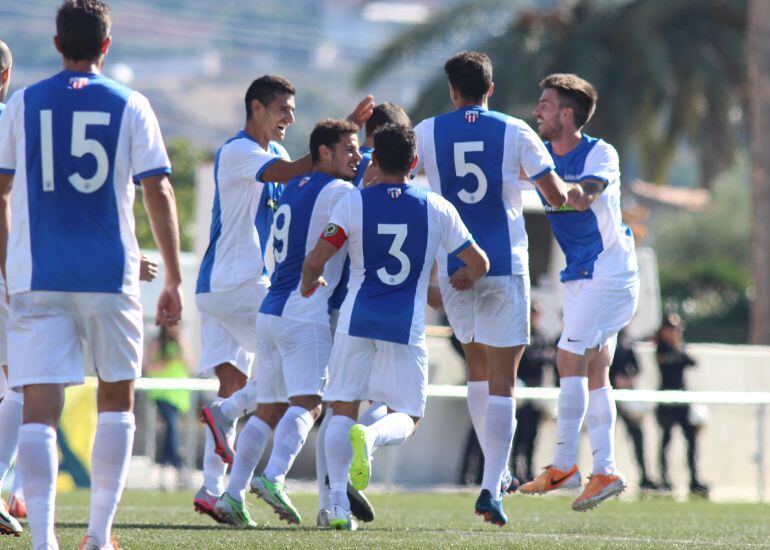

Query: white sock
left=11, top=461, right=22, bottom=498
left=263, top=406, right=315, bottom=484
left=358, top=401, right=387, bottom=426
left=18, top=424, right=58, bottom=550
left=225, top=416, right=271, bottom=501
left=0, top=390, right=23, bottom=486
left=316, top=411, right=332, bottom=511
left=467, top=381, right=488, bottom=455
left=202, top=398, right=229, bottom=495
left=220, top=380, right=259, bottom=421
left=365, top=412, right=414, bottom=452
left=587, top=386, right=617, bottom=475
left=481, top=396, right=516, bottom=495
left=88, top=412, right=135, bottom=547
left=552, top=376, right=589, bottom=470
left=326, top=415, right=355, bottom=511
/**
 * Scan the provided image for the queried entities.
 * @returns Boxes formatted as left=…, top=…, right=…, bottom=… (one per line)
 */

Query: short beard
left=539, top=120, right=564, bottom=142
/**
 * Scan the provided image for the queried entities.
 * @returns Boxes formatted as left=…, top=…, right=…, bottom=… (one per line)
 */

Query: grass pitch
left=4, top=489, right=770, bottom=549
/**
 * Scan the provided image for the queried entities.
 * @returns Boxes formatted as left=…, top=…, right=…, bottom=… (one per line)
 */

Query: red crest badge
left=387, top=187, right=402, bottom=200
left=465, top=110, right=479, bottom=124
left=69, top=77, right=90, bottom=90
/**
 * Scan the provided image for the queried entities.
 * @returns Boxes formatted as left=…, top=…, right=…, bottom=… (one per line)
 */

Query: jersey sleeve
left=432, top=193, right=474, bottom=256
left=227, top=139, right=284, bottom=184
left=581, top=141, right=620, bottom=186
left=322, top=190, right=354, bottom=249
left=127, top=92, right=172, bottom=184
left=0, top=93, right=20, bottom=174
left=514, top=120, right=554, bottom=181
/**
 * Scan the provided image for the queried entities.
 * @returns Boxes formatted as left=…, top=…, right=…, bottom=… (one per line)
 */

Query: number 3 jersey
left=414, top=106, right=554, bottom=278
left=0, top=71, right=171, bottom=296
left=325, top=183, right=473, bottom=346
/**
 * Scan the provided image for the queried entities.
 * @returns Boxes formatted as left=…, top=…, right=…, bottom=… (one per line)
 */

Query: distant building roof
left=630, top=179, right=710, bottom=212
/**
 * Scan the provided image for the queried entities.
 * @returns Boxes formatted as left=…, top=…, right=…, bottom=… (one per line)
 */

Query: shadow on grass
left=56, top=522, right=495, bottom=534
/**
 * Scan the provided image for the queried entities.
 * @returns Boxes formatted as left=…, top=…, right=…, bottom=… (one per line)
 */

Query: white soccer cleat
left=316, top=508, right=331, bottom=528
left=0, top=498, right=22, bottom=536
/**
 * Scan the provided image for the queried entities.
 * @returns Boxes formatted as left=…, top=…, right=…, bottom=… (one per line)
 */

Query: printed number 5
left=454, top=141, right=487, bottom=204
left=40, top=110, right=111, bottom=193
left=377, top=223, right=410, bottom=286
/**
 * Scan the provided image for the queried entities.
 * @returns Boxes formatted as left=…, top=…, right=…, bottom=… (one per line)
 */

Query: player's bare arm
left=139, top=254, right=158, bottom=282
left=0, top=173, right=11, bottom=289
left=427, top=262, right=443, bottom=309
left=260, top=155, right=314, bottom=184
left=565, top=178, right=606, bottom=211
left=141, top=174, right=183, bottom=326
left=532, top=170, right=568, bottom=208
left=300, top=238, right=339, bottom=297
left=448, top=243, right=490, bottom=291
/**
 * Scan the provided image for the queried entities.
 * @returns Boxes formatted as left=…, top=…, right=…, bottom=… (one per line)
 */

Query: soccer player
left=302, top=123, right=489, bottom=530
left=0, top=2, right=183, bottom=549
left=0, top=38, right=23, bottom=538
left=213, top=119, right=361, bottom=527
left=519, top=73, right=639, bottom=511
left=412, top=51, right=568, bottom=524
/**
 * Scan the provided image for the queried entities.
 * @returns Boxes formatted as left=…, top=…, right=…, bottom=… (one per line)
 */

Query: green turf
left=4, top=489, right=770, bottom=549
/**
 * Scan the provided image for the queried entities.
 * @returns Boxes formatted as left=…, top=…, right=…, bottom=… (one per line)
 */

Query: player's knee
left=97, top=379, right=134, bottom=413
left=215, top=363, right=247, bottom=397
left=23, top=384, right=65, bottom=426
left=255, top=402, right=288, bottom=428
left=289, top=395, right=322, bottom=419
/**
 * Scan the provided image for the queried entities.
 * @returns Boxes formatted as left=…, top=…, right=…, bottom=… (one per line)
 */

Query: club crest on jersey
left=68, top=77, right=90, bottom=90
left=387, top=187, right=402, bottom=200
left=465, top=110, right=479, bottom=124
left=298, top=176, right=312, bottom=188
left=323, top=223, right=339, bottom=237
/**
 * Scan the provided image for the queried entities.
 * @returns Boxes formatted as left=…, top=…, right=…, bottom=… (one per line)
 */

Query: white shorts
left=558, top=277, right=640, bottom=355
left=0, top=276, right=7, bottom=366
left=196, top=278, right=268, bottom=377
left=325, top=333, right=428, bottom=418
left=440, top=274, right=530, bottom=347
left=7, top=291, right=143, bottom=388
left=255, top=314, right=331, bottom=403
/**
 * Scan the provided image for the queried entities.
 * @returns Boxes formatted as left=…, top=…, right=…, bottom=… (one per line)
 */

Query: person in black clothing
left=655, top=314, right=709, bottom=497
left=511, top=304, right=555, bottom=482
left=610, top=330, right=658, bottom=490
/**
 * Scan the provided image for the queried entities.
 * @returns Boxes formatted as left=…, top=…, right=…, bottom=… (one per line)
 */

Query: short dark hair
left=539, top=73, right=598, bottom=128
left=365, top=102, right=411, bottom=137
left=309, top=119, right=359, bottom=164
left=56, top=0, right=111, bottom=62
left=444, top=51, right=493, bottom=102
left=372, top=123, right=416, bottom=176
left=244, top=75, right=296, bottom=119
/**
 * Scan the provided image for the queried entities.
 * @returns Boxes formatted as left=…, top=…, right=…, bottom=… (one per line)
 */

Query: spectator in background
left=610, top=329, right=659, bottom=490
left=146, top=326, right=192, bottom=491
left=511, top=303, right=555, bottom=482
left=655, top=314, right=709, bottom=497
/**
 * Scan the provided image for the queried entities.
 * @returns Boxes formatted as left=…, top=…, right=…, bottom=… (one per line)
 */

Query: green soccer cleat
left=250, top=474, right=302, bottom=525
left=349, top=424, right=372, bottom=491
left=329, top=505, right=357, bottom=531
left=213, top=492, right=257, bottom=528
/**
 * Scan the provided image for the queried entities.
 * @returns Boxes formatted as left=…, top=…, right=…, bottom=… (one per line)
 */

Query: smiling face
left=322, top=133, right=362, bottom=180
left=533, top=88, right=570, bottom=141
left=253, top=92, right=295, bottom=143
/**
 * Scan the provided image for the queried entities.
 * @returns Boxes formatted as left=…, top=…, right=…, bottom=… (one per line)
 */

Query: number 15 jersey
left=414, top=106, right=553, bottom=278
left=0, top=70, right=171, bottom=296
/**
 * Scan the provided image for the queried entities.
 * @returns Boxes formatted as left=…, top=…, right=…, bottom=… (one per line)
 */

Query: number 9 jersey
left=0, top=70, right=171, bottom=296
left=413, top=106, right=553, bottom=278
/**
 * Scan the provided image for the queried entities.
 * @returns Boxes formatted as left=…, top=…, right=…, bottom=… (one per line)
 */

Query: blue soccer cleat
left=475, top=489, right=507, bottom=526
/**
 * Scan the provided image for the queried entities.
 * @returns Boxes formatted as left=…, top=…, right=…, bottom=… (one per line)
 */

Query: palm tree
left=358, top=0, right=746, bottom=189
left=748, top=0, right=770, bottom=344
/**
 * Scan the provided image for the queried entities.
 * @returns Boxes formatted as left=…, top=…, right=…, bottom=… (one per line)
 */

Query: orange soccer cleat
left=79, top=535, right=120, bottom=549
left=7, top=494, right=25, bottom=519
left=571, top=472, right=627, bottom=511
left=519, top=464, right=582, bottom=494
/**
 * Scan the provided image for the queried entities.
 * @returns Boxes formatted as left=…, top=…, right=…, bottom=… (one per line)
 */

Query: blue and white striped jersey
left=0, top=71, right=171, bottom=295
left=414, top=106, right=554, bottom=278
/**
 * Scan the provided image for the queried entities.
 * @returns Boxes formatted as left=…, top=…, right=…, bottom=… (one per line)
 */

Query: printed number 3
left=377, top=223, right=410, bottom=286
left=40, top=110, right=111, bottom=193
left=454, top=141, right=487, bottom=204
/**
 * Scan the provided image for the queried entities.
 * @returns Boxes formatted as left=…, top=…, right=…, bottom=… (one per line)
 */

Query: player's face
left=260, top=93, right=296, bottom=142
left=328, top=133, right=362, bottom=180
left=533, top=88, right=565, bottom=141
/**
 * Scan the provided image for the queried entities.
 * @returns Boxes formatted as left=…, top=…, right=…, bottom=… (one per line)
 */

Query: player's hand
left=140, top=255, right=158, bottom=282
left=301, top=276, right=327, bottom=298
left=156, top=284, right=183, bottom=326
left=449, top=267, right=476, bottom=291
left=427, top=284, right=443, bottom=309
left=347, top=95, right=374, bottom=127
left=566, top=183, right=585, bottom=210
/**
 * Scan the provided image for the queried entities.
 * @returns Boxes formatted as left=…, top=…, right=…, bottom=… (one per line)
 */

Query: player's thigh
left=473, top=275, right=530, bottom=348
left=198, top=311, right=254, bottom=377
left=438, top=277, right=475, bottom=344
left=325, top=333, right=376, bottom=404
left=276, top=319, right=332, bottom=399
left=371, top=340, right=428, bottom=418
left=7, top=292, right=84, bottom=387
left=254, top=314, right=288, bottom=404
left=76, top=293, right=143, bottom=383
